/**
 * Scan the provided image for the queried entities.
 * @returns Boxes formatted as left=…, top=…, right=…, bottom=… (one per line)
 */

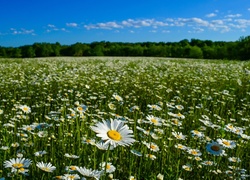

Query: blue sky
left=1, top=0, right=250, bottom=47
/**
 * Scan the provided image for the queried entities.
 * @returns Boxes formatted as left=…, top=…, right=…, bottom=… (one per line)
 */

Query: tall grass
left=0, top=57, right=250, bottom=180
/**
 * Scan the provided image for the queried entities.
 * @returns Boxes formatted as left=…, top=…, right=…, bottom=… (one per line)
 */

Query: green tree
left=189, top=46, right=203, bottom=59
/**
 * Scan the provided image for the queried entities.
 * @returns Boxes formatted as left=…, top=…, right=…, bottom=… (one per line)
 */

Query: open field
left=0, top=57, right=250, bottom=180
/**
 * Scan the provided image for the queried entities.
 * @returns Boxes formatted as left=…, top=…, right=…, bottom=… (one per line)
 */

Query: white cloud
left=66, top=23, right=78, bottom=27
left=225, top=14, right=242, bottom=18
left=48, top=24, right=56, bottom=28
left=248, top=8, right=250, bottom=11
left=82, top=15, right=250, bottom=34
left=206, top=13, right=217, bottom=18
left=10, top=28, right=35, bottom=35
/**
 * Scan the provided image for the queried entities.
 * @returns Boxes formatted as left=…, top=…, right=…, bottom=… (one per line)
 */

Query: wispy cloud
left=206, top=13, right=217, bottom=18
left=10, top=28, right=35, bottom=35
left=225, top=14, right=242, bottom=18
left=66, top=23, right=78, bottom=27
left=82, top=14, right=249, bottom=34
left=46, top=24, right=68, bottom=32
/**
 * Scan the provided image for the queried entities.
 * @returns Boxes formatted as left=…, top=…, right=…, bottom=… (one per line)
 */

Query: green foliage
left=1, top=35, right=250, bottom=60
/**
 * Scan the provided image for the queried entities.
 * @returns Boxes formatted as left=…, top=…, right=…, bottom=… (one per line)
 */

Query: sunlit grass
left=0, top=57, right=250, bottom=179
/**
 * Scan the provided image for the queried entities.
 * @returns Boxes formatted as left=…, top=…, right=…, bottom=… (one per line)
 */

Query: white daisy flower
left=90, top=119, right=135, bottom=148
left=217, top=138, right=236, bottom=149
left=100, top=162, right=116, bottom=173
left=36, top=162, right=56, bottom=172
left=4, top=158, right=32, bottom=169
left=146, top=115, right=162, bottom=126
left=19, top=105, right=31, bottom=113
left=76, top=166, right=103, bottom=179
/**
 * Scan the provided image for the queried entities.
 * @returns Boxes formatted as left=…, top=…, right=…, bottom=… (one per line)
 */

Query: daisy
left=36, top=162, right=56, bottom=172
left=4, top=158, right=32, bottom=169
left=172, top=132, right=187, bottom=140
left=175, top=105, right=184, bottom=110
left=170, top=118, right=182, bottom=126
left=187, top=148, right=202, bottom=156
left=145, top=115, right=162, bottom=126
left=90, top=119, right=135, bottom=148
left=76, top=166, right=103, bottom=179
left=64, top=153, right=79, bottom=159
left=34, top=150, right=47, bottom=157
left=206, top=141, right=224, bottom=156
left=65, top=166, right=78, bottom=173
left=147, top=104, right=162, bottom=111
left=228, top=157, right=241, bottom=163
left=174, top=144, right=188, bottom=150
left=19, top=105, right=31, bottom=113
left=217, top=138, right=236, bottom=149
left=61, top=174, right=81, bottom=180
left=182, top=164, right=192, bottom=171
left=100, top=162, right=116, bottom=173
left=201, top=160, right=216, bottom=166
left=146, top=154, right=157, bottom=160
left=145, top=142, right=160, bottom=152
left=191, top=130, right=204, bottom=138
left=112, top=93, right=123, bottom=102
left=129, top=176, right=136, bottom=180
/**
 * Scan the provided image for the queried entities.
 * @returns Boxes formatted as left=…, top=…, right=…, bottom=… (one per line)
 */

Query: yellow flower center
left=191, top=150, right=198, bottom=155
left=77, top=107, right=83, bottom=111
left=151, top=118, right=157, bottom=124
left=23, top=107, right=29, bottom=111
left=107, top=130, right=122, bottom=141
left=150, top=145, right=156, bottom=149
left=26, top=127, right=32, bottom=131
left=106, top=164, right=111, bottom=169
left=12, top=163, right=24, bottom=168
left=211, top=145, right=220, bottom=151
left=222, top=141, right=230, bottom=146
left=70, top=166, right=77, bottom=170
left=42, top=167, right=50, bottom=172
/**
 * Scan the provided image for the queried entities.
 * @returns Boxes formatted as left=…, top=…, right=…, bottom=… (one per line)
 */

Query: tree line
left=0, top=36, right=250, bottom=60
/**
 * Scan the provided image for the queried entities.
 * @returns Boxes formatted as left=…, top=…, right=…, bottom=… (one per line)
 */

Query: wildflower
left=19, top=105, right=31, bottom=113
left=174, top=144, right=188, bottom=150
left=228, top=157, right=241, bottom=163
left=76, top=104, right=87, bottom=113
left=65, top=166, right=78, bottom=173
left=129, top=176, right=136, bottom=180
left=217, top=138, right=236, bottom=149
left=112, top=94, right=123, bottom=102
left=175, top=105, right=184, bottom=110
left=191, top=130, right=204, bottom=138
left=146, top=154, right=157, bottom=160
left=187, top=148, right=202, bottom=156
left=4, top=158, right=32, bottom=169
left=145, top=115, right=162, bottom=126
left=90, top=119, right=135, bottom=148
left=36, top=162, right=56, bottom=172
left=172, top=132, right=186, bottom=140
left=147, top=104, right=162, bottom=111
left=182, top=164, right=192, bottom=171
left=201, top=160, right=216, bottom=166
left=34, top=150, right=47, bottom=157
left=170, top=118, right=182, bottom=126
left=108, top=103, right=116, bottom=110
left=82, top=137, right=96, bottom=145
left=56, top=174, right=80, bottom=179
left=100, top=162, right=116, bottom=173
left=157, top=173, right=164, bottom=180
left=76, top=166, right=103, bottom=179
left=145, top=142, right=160, bottom=152
left=206, top=141, right=224, bottom=156
left=64, top=153, right=79, bottom=159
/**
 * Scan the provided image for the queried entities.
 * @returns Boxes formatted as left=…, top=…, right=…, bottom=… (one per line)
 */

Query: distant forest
left=1, top=36, right=250, bottom=60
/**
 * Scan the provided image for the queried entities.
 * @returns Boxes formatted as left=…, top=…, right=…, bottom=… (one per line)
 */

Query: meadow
left=0, top=57, right=250, bottom=180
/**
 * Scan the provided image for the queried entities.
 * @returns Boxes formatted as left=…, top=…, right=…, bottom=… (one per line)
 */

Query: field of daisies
left=0, top=57, right=250, bottom=180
